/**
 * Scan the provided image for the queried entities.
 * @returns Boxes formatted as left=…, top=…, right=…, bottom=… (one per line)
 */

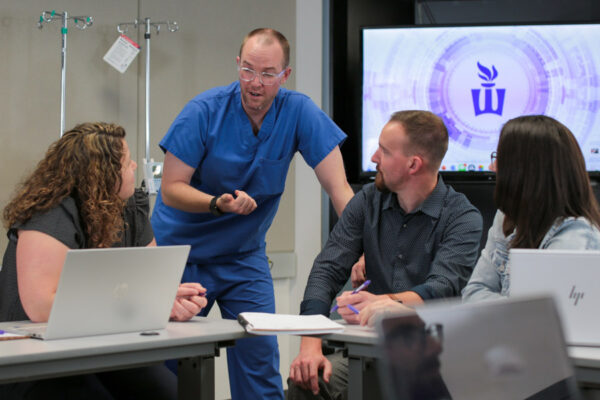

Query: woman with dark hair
left=0, top=122, right=207, bottom=399
left=463, top=115, right=600, bottom=301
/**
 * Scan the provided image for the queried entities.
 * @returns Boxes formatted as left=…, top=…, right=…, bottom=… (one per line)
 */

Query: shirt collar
left=381, top=190, right=398, bottom=211
left=382, top=175, right=448, bottom=218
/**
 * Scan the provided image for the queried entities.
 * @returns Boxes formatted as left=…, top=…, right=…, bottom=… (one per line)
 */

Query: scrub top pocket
left=249, top=157, right=290, bottom=198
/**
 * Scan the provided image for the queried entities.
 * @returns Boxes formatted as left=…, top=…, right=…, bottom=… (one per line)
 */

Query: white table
left=0, top=317, right=248, bottom=400
left=569, top=346, right=600, bottom=386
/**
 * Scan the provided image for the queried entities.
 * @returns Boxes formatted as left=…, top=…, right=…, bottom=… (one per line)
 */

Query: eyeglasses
left=238, top=66, right=285, bottom=86
left=490, top=151, right=497, bottom=166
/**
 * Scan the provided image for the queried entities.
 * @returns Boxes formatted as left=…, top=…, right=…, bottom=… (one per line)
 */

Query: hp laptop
left=9, top=245, right=190, bottom=340
left=377, top=297, right=580, bottom=400
left=510, top=249, right=600, bottom=346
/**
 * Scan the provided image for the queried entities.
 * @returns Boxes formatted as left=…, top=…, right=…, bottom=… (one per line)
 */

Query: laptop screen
left=377, top=297, right=580, bottom=400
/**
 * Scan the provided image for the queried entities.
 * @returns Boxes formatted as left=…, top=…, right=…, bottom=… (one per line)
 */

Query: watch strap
left=209, top=195, right=223, bottom=216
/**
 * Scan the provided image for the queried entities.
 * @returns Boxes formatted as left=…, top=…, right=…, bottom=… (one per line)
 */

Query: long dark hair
left=494, top=115, right=600, bottom=248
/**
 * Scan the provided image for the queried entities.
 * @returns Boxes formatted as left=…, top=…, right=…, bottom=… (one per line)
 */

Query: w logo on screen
left=471, top=62, right=506, bottom=116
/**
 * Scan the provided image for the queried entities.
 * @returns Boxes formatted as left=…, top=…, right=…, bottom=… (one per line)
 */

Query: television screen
left=362, top=23, right=600, bottom=176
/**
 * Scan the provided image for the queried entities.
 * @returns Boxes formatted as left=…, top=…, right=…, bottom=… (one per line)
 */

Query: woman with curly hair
left=0, top=122, right=207, bottom=399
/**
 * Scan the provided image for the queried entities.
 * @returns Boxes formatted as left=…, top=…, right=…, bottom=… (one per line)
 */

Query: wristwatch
left=209, top=195, right=223, bottom=216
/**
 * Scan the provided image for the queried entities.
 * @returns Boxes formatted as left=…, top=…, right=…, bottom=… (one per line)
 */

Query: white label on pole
left=143, top=159, right=163, bottom=195
left=103, top=34, right=141, bottom=73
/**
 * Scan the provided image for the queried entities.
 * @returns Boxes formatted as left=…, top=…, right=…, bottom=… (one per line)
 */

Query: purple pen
left=347, top=304, right=360, bottom=314
left=330, top=279, right=372, bottom=313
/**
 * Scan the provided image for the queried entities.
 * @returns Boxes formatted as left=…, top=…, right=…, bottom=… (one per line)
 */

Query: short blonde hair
left=239, top=28, right=290, bottom=69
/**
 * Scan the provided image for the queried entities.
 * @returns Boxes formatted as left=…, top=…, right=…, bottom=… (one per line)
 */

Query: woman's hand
left=169, top=282, right=208, bottom=321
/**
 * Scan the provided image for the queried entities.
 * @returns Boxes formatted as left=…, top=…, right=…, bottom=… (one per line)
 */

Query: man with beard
left=151, top=28, right=354, bottom=400
left=288, top=110, right=482, bottom=399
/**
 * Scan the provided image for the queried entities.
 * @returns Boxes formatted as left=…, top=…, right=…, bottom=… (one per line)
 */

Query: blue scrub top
left=151, top=82, right=346, bottom=263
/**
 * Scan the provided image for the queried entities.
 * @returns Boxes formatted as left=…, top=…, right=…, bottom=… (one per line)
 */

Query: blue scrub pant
left=183, top=251, right=284, bottom=400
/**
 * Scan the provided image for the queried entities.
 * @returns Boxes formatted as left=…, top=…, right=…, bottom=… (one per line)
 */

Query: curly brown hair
left=3, top=122, right=128, bottom=248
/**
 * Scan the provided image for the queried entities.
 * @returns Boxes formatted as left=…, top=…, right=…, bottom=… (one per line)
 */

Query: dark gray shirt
left=0, top=189, right=154, bottom=322
left=301, top=177, right=483, bottom=316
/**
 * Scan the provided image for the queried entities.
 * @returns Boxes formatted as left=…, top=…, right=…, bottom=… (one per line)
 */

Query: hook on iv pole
left=38, top=10, right=93, bottom=31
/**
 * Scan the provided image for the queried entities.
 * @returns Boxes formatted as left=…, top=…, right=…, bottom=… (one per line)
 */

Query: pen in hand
left=330, top=279, right=371, bottom=313
left=347, top=304, right=360, bottom=314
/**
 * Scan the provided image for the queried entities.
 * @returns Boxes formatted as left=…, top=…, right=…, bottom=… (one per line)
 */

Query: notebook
left=377, top=297, right=580, bottom=400
left=510, top=249, right=600, bottom=346
left=237, top=312, right=344, bottom=335
left=9, top=245, right=190, bottom=340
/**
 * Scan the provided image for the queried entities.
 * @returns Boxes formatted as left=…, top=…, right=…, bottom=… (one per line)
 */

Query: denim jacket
left=462, top=210, right=600, bottom=302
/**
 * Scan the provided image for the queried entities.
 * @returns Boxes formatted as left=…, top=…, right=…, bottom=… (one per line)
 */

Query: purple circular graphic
left=362, top=26, right=600, bottom=172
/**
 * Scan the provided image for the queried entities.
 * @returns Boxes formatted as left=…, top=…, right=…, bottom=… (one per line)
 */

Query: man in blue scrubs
left=151, top=28, right=354, bottom=399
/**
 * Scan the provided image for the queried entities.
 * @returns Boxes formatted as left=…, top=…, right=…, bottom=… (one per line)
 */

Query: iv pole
left=116, top=18, right=179, bottom=164
left=38, top=10, right=93, bottom=137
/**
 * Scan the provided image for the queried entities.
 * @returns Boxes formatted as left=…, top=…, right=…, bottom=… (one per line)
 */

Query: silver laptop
left=377, top=297, right=580, bottom=400
left=9, top=245, right=190, bottom=340
left=510, top=249, right=600, bottom=346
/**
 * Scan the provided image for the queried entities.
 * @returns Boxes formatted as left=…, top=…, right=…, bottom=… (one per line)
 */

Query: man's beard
left=242, top=91, right=266, bottom=111
left=375, top=171, right=390, bottom=193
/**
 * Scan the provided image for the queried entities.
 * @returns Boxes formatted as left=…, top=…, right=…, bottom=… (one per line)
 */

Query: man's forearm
left=386, top=291, right=424, bottom=306
left=300, top=336, right=323, bottom=353
left=300, top=298, right=333, bottom=317
left=161, top=181, right=213, bottom=213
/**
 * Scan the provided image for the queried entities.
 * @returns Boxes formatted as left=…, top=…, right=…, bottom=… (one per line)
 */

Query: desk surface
left=0, top=317, right=248, bottom=384
left=321, top=321, right=377, bottom=345
left=325, top=322, right=600, bottom=363
left=569, top=346, right=600, bottom=368
left=0, top=317, right=246, bottom=364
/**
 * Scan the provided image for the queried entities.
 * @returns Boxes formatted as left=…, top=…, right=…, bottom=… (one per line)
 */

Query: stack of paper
left=237, top=312, right=344, bottom=335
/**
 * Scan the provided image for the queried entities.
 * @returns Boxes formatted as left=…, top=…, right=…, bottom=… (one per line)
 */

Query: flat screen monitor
left=361, top=22, right=600, bottom=179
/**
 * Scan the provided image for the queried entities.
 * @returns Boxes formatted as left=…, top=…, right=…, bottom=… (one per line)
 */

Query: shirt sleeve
left=11, top=198, right=85, bottom=249
left=411, top=202, right=483, bottom=300
left=542, top=218, right=600, bottom=250
left=462, top=210, right=506, bottom=302
left=300, top=190, right=366, bottom=316
left=158, top=99, right=207, bottom=168
left=295, top=95, right=347, bottom=169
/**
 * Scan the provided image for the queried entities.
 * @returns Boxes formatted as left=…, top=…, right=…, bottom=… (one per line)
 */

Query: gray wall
left=0, top=2, right=330, bottom=397
left=0, top=0, right=297, bottom=253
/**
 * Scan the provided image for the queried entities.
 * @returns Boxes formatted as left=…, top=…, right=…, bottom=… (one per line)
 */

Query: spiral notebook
left=237, top=312, right=344, bottom=335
